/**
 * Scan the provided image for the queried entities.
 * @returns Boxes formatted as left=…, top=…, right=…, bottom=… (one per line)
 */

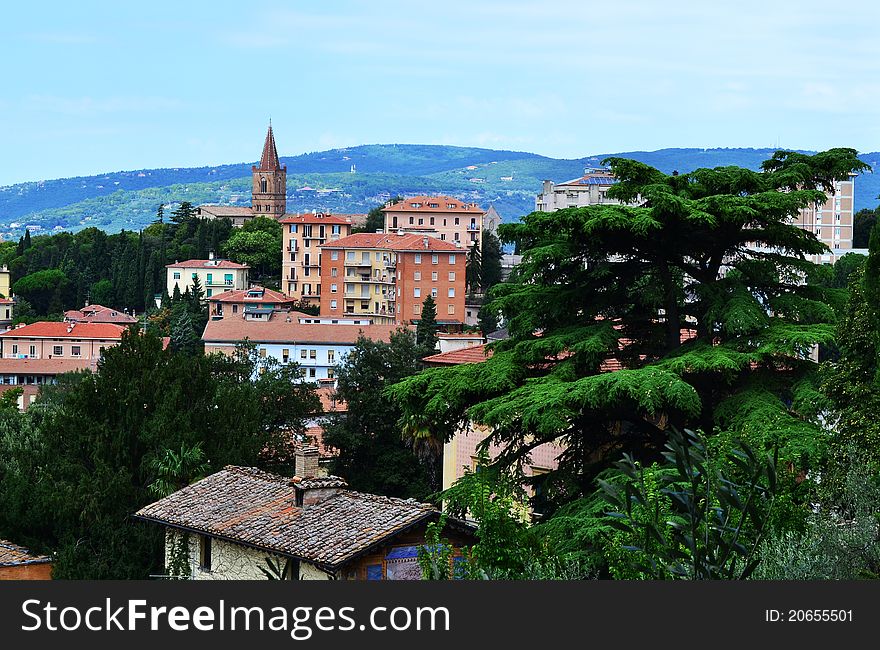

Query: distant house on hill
left=64, top=303, right=138, bottom=325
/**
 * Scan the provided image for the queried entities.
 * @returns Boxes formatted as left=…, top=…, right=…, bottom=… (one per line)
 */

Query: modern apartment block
left=280, top=213, right=356, bottom=305
left=166, top=256, right=249, bottom=299
left=382, top=196, right=484, bottom=249
left=318, top=233, right=466, bottom=326
left=791, top=173, right=857, bottom=255
left=535, top=168, right=622, bottom=212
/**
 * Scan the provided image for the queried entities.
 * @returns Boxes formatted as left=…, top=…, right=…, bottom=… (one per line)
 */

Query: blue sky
left=1, top=0, right=878, bottom=185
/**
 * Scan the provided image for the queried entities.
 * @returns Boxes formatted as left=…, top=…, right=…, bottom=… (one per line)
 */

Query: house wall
left=396, top=250, right=465, bottom=324
left=0, top=563, right=52, bottom=580
left=282, top=219, right=353, bottom=305
left=203, top=341, right=354, bottom=382
left=165, top=529, right=330, bottom=581
left=1, top=336, right=118, bottom=360
left=167, top=267, right=249, bottom=298
left=319, top=246, right=396, bottom=320
left=384, top=205, right=483, bottom=249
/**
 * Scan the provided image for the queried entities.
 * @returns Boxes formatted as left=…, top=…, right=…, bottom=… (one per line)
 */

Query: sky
left=1, top=0, right=879, bottom=185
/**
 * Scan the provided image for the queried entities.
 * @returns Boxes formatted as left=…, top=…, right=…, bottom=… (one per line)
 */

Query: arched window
left=260, top=177, right=267, bottom=193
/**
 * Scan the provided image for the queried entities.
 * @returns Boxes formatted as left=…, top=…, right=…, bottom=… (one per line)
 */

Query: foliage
left=853, top=207, right=877, bottom=248
left=418, top=514, right=455, bottom=580
left=389, top=149, right=868, bottom=505
left=480, top=228, right=503, bottom=291
left=416, top=295, right=438, bottom=357
left=221, top=217, right=282, bottom=285
left=466, top=241, right=482, bottom=294
left=259, top=556, right=296, bottom=580
left=322, top=330, right=434, bottom=499
left=12, top=269, right=72, bottom=315
left=599, top=427, right=778, bottom=579
left=0, top=330, right=319, bottom=578
left=353, top=202, right=391, bottom=234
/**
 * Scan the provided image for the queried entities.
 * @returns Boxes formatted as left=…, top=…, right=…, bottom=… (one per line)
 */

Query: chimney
left=295, top=445, right=320, bottom=479
left=423, top=236, right=429, bottom=249
left=208, top=251, right=215, bottom=261
left=291, top=446, right=347, bottom=506
left=542, top=180, right=553, bottom=194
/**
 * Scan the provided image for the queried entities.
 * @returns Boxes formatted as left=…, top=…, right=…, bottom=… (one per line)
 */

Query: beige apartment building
left=279, top=213, right=356, bottom=305
left=166, top=257, right=249, bottom=299
left=535, top=168, right=622, bottom=211
left=382, top=196, right=484, bottom=249
left=791, top=173, right=857, bottom=255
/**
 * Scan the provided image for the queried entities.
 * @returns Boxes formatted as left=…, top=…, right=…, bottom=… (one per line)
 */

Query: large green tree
left=221, top=216, right=282, bottom=286
left=322, top=330, right=434, bottom=499
left=388, top=149, right=869, bottom=507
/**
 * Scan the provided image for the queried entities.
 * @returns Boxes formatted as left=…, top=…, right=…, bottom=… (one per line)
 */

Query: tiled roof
left=197, top=206, right=254, bottom=217
left=166, top=259, right=249, bottom=269
left=320, top=232, right=461, bottom=252
left=0, top=357, right=96, bottom=374
left=0, top=539, right=51, bottom=567
left=423, top=344, right=492, bottom=365
left=207, top=287, right=298, bottom=305
left=316, top=386, right=347, bottom=413
left=278, top=213, right=358, bottom=225
left=258, top=124, right=283, bottom=171
left=202, top=317, right=401, bottom=345
left=134, top=466, right=447, bottom=569
left=382, top=196, right=484, bottom=213
left=0, top=322, right=127, bottom=340
left=304, top=425, right=334, bottom=458
left=64, top=304, right=138, bottom=324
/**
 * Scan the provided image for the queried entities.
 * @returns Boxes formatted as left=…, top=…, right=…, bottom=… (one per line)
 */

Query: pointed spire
left=258, top=122, right=281, bottom=171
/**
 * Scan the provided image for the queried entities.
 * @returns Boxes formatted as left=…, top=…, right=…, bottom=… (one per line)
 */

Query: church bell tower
left=251, top=122, right=287, bottom=218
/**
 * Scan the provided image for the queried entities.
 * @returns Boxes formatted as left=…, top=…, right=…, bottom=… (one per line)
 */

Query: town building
left=0, top=322, right=127, bottom=361
left=319, top=232, right=466, bottom=326
left=133, top=454, right=475, bottom=580
left=0, top=265, right=11, bottom=298
left=535, top=168, right=622, bottom=212
left=166, top=256, right=249, bottom=299
left=64, top=303, right=138, bottom=325
left=382, top=196, right=484, bottom=249
left=207, top=286, right=298, bottom=321
left=201, top=317, right=400, bottom=382
left=196, top=123, right=287, bottom=226
left=791, top=173, right=857, bottom=257
left=0, top=298, right=13, bottom=331
left=0, top=539, right=52, bottom=580
left=280, top=213, right=356, bottom=304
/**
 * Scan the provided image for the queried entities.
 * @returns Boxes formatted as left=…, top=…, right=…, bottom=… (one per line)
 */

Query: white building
left=166, top=256, right=250, bottom=299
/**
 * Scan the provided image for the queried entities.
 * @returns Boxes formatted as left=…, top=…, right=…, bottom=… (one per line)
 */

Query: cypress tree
left=416, top=296, right=438, bottom=357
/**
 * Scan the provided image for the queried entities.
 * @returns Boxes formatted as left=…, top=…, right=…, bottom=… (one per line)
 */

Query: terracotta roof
left=207, top=287, right=298, bottom=305
left=0, top=298, right=13, bottom=305
left=165, top=259, right=249, bottom=269
left=257, top=123, right=283, bottom=171
left=316, top=386, right=347, bottom=413
left=382, top=196, right=484, bottom=213
left=0, top=539, right=51, bottom=567
left=278, top=213, right=358, bottom=225
left=64, top=304, right=138, bottom=324
left=0, top=322, right=127, bottom=340
left=0, top=357, right=96, bottom=374
left=423, top=344, right=492, bottom=365
left=197, top=206, right=254, bottom=217
left=320, top=232, right=461, bottom=252
left=202, top=318, right=401, bottom=345
left=134, top=465, right=450, bottom=569
left=304, top=425, right=334, bottom=458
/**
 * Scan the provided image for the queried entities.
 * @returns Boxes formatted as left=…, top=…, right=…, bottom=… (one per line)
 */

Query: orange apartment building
left=791, top=173, right=857, bottom=256
left=319, top=233, right=466, bottom=326
left=280, top=213, right=356, bottom=305
left=382, top=196, right=484, bottom=249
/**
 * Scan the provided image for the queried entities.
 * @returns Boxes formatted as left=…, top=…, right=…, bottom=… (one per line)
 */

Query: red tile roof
left=278, top=213, right=359, bottom=225
left=207, top=287, right=298, bottom=305
left=0, top=322, right=127, bottom=340
left=382, top=196, right=484, bottom=213
left=320, top=232, right=461, bottom=252
left=423, top=344, right=492, bottom=365
left=165, top=259, right=249, bottom=269
left=134, top=466, right=459, bottom=569
left=0, top=357, right=96, bottom=374
left=197, top=206, right=254, bottom=217
left=64, top=304, right=138, bottom=324
left=316, top=386, right=347, bottom=413
left=202, top=318, right=402, bottom=345
left=0, top=540, right=51, bottom=567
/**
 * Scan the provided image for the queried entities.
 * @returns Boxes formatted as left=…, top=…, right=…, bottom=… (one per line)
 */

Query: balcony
left=344, top=259, right=372, bottom=267
left=206, top=280, right=235, bottom=287
left=383, top=260, right=396, bottom=269
left=300, top=260, right=320, bottom=268
left=287, top=242, right=299, bottom=252
left=467, top=224, right=480, bottom=232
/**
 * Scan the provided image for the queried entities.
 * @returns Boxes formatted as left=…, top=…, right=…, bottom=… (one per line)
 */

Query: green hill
left=1, top=144, right=877, bottom=239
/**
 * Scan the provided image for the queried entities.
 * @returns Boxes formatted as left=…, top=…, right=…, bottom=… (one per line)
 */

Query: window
left=409, top=217, right=414, bottom=224
left=259, top=348, right=267, bottom=358
left=432, top=271, right=438, bottom=281
left=206, top=288, right=212, bottom=297
left=449, top=254, right=457, bottom=265
left=71, top=346, right=81, bottom=357
left=332, top=225, right=341, bottom=235
left=199, top=536, right=212, bottom=571
left=282, top=348, right=289, bottom=363
left=430, top=217, right=435, bottom=225
left=376, top=252, right=382, bottom=261
left=331, top=283, right=338, bottom=293
left=173, top=272, right=181, bottom=280
left=331, top=267, right=338, bottom=277
left=309, top=368, right=316, bottom=378
left=10, top=344, right=17, bottom=355
left=331, top=250, right=339, bottom=260
left=224, top=273, right=233, bottom=285
left=413, top=304, right=421, bottom=314
left=414, top=287, right=421, bottom=298
left=330, top=299, right=338, bottom=309
left=192, top=273, right=198, bottom=280
left=232, top=305, right=238, bottom=314
left=414, top=254, right=422, bottom=265
left=418, top=218, right=424, bottom=226
left=448, top=287, right=455, bottom=297
left=448, top=271, right=455, bottom=281
left=347, top=251, right=355, bottom=261
left=327, top=368, right=335, bottom=380
left=309, top=350, right=317, bottom=359
left=53, top=346, right=63, bottom=357
left=431, top=254, right=438, bottom=265
left=300, top=350, right=307, bottom=359
left=454, top=217, right=460, bottom=225
left=328, top=349, right=335, bottom=362
left=206, top=273, right=213, bottom=285
left=260, top=177, right=267, bottom=192
left=448, top=304, right=455, bottom=314
left=431, top=287, right=437, bottom=298
left=414, top=271, right=421, bottom=281
left=290, top=224, right=297, bottom=233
